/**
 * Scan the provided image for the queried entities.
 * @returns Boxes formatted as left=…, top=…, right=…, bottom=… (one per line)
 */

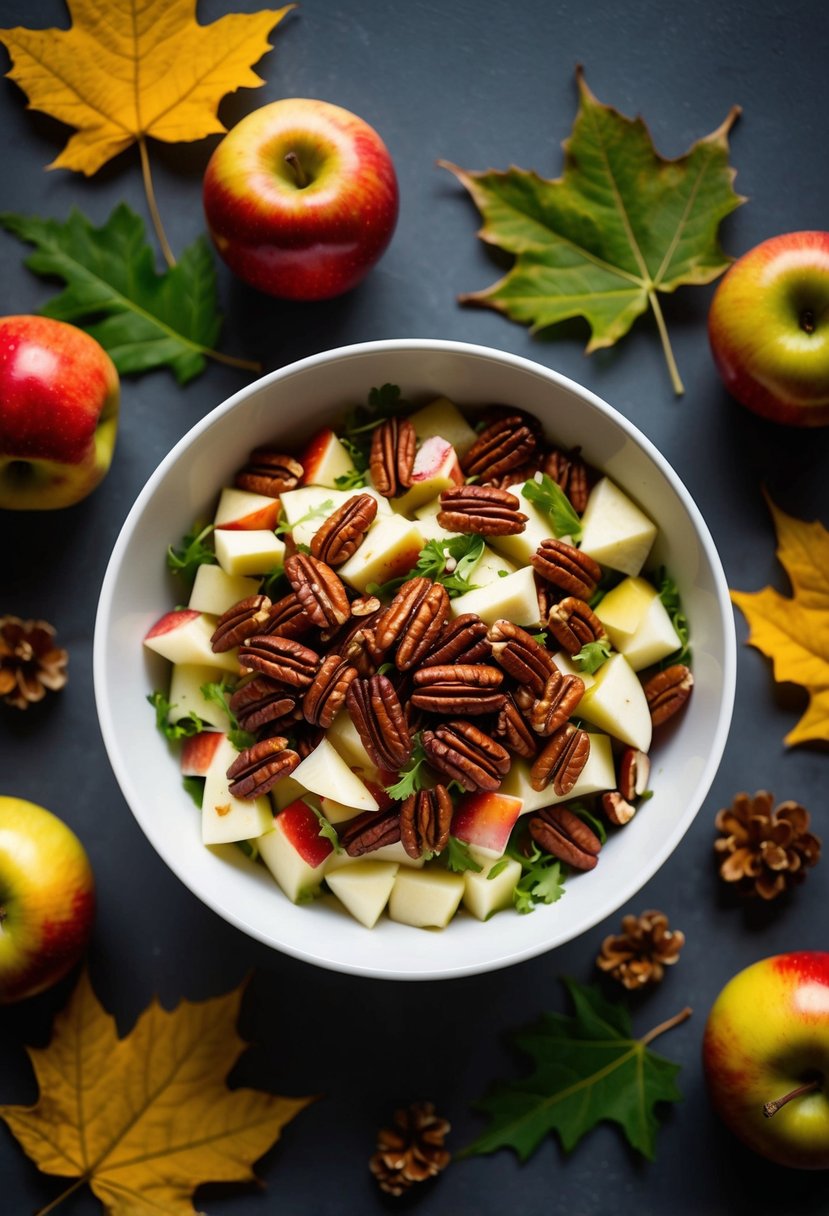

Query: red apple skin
left=0, top=797, right=95, bottom=1004
left=451, top=792, right=523, bottom=855
left=702, top=952, right=829, bottom=1169
left=299, top=428, right=339, bottom=484
left=708, top=231, right=829, bottom=426
left=202, top=98, right=399, bottom=301
left=0, top=315, right=119, bottom=509
left=181, top=731, right=225, bottom=777
left=278, top=799, right=333, bottom=868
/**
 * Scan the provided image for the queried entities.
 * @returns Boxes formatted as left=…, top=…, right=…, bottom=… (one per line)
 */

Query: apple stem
left=284, top=150, right=309, bottom=189
left=763, top=1077, right=821, bottom=1119
left=639, top=1005, right=693, bottom=1047
left=137, top=135, right=177, bottom=270
left=648, top=290, right=685, bottom=397
left=800, top=308, right=816, bottom=334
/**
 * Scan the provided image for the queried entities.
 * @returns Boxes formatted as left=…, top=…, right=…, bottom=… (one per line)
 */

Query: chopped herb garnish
left=506, top=831, right=567, bottom=914
left=199, top=680, right=255, bottom=751
left=440, top=836, right=483, bottom=874
left=384, top=735, right=429, bottom=799
left=274, top=498, right=334, bottom=537
left=311, top=805, right=340, bottom=850
left=486, top=857, right=511, bottom=880
left=655, top=567, right=692, bottom=666
left=182, top=775, right=205, bottom=807
left=368, top=535, right=485, bottom=601
left=147, top=689, right=205, bottom=740
left=575, top=639, right=612, bottom=674
left=522, top=473, right=582, bottom=540
left=166, top=522, right=216, bottom=585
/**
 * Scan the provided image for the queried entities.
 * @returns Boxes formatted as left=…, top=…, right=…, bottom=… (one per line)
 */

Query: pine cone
left=0, top=616, right=68, bottom=710
left=369, top=1101, right=451, bottom=1196
left=714, top=790, right=821, bottom=900
left=596, top=909, right=684, bottom=989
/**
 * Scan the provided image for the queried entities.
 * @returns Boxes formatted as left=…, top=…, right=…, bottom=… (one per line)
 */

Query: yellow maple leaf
left=0, top=0, right=294, bottom=176
left=0, top=971, right=313, bottom=1215
left=730, top=493, right=829, bottom=747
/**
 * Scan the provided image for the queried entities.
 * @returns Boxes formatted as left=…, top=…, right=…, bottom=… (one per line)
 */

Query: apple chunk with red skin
left=299, top=427, right=357, bottom=487
left=258, top=798, right=333, bottom=903
left=0, top=796, right=95, bottom=1004
left=451, top=792, right=523, bottom=862
left=203, top=98, right=399, bottom=301
left=702, top=951, right=829, bottom=1169
left=708, top=231, right=829, bottom=426
left=0, top=315, right=119, bottom=510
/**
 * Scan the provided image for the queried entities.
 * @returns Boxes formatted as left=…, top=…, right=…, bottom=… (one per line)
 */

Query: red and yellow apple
left=0, top=315, right=119, bottom=509
left=0, top=796, right=95, bottom=1004
left=702, top=951, right=829, bottom=1169
left=203, top=98, right=399, bottom=300
left=708, top=231, right=829, bottom=426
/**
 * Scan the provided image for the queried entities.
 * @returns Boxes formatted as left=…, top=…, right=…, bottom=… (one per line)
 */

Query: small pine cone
left=369, top=1101, right=451, bottom=1197
left=596, top=909, right=685, bottom=990
left=714, top=790, right=821, bottom=900
left=0, top=615, right=68, bottom=710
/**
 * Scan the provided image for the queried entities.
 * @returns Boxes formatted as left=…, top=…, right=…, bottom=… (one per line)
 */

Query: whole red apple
left=0, top=315, right=119, bottom=510
left=202, top=98, right=399, bottom=300
left=702, top=952, right=829, bottom=1169
left=0, top=796, right=95, bottom=1004
left=708, top=231, right=829, bottom=426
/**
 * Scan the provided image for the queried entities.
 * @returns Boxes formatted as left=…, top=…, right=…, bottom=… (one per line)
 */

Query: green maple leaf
left=461, top=978, right=689, bottom=1161
left=0, top=204, right=227, bottom=384
left=440, top=67, right=744, bottom=394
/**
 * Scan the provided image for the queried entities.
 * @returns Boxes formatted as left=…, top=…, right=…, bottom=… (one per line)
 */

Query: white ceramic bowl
left=94, top=339, right=735, bottom=980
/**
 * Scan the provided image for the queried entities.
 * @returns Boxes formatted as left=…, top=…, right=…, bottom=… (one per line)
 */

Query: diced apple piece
left=326, top=839, right=425, bottom=870
left=411, top=515, right=462, bottom=544
left=388, top=867, right=465, bottom=929
left=168, top=663, right=233, bottom=730
left=488, top=480, right=558, bottom=565
left=213, top=529, right=285, bottom=578
left=450, top=791, right=523, bottom=862
left=552, top=650, right=596, bottom=692
left=291, top=738, right=379, bottom=811
left=181, top=729, right=225, bottom=777
left=469, top=544, right=517, bottom=589
left=595, top=576, right=682, bottom=671
left=503, top=733, right=617, bottom=814
left=408, top=395, right=478, bottom=457
left=213, top=486, right=281, bottom=531
left=258, top=798, right=333, bottom=902
left=299, top=427, right=357, bottom=487
left=577, top=652, right=653, bottom=751
left=463, top=857, right=522, bottom=921
left=188, top=565, right=261, bottom=616
left=320, top=772, right=393, bottom=824
left=144, top=610, right=239, bottom=672
left=326, top=711, right=376, bottom=770
left=337, top=515, right=424, bottom=593
left=579, top=477, right=657, bottom=577
left=201, top=735, right=272, bottom=844
left=280, top=485, right=391, bottom=548
left=450, top=565, right=540, bottom=627
left=325, top=860, right=399, bottom=928
left=393, top=436, right=463, bottom=514
left=271, top=775, right=314, bottom=812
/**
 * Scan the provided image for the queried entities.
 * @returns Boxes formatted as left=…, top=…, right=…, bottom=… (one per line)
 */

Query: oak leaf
left=0, top=971, right=313, bottom=1215
left=440, top=67, right=744, bottom=394
left=0, top=0, right=294, bottom=176
left=731, top=494, right=829, bottom=747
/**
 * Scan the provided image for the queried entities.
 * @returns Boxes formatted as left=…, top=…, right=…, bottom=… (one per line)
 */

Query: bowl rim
left=94, top=337, right=737, bottom=979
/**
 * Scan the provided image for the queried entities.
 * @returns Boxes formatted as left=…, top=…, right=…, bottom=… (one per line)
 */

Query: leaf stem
left=203, top=346, right=263, bottom=374
left=639, top=1005, right=692, bottom=1047
left=138, top=134, right=176, bottom=269
left=647, top=290, right=685, bottom=397
left=764, top=1077, right=821, bottom=1118
left=35, top=1175, right=88, bottom=1216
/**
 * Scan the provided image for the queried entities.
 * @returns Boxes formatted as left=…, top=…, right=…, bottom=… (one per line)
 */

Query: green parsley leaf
left=182, top=775, right=205, bottom=807
left=334, top=466, right=369, bottom=490
left=341, top=382, right=410, bottom=441
left=487, top=857, right=510, bottom=880
left=655, top=567, right=692, bottom=666
left=409, top=534, right=485, bottom=597
left=166, top=522, right=216, bottom=585
left=311, top=805, right=340, bottom=850
left=575, top=638, right=612, bottom=674
left=506, top=834, right=566, bottom=914
left=440, top=836, right=484, bottom=874
left=199, top=681, right=256, bottom=751
left=522, top=474, right=582, bottom=540
left=274, top=498, right=334, bottom=537
left=530, top=630, right=548, bottom=645
left=384, top=735, right=429, bottom=800
left=147, top=690, right=205, bottom=740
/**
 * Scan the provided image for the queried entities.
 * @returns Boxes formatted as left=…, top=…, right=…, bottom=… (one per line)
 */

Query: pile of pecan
left=206, top=407, right=693, bottom=874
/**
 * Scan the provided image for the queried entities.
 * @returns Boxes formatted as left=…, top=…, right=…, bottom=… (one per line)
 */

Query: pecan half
left=488, top=619, right=559, bottom=694
left=542, top=446, right=590, bottom=514
left=461, top=414, right=539, bottom=481
left=399, top=785, right=453, bottom=858
left=346, top=674, right=413, bottom=771
left=239, top=635, right=320, bottom=688
left=210, top=594, right=271, bottom=652
left=284, top=552, right=351, bottom=631
left=333, top=610, right=385, bottom=676
left=422, top=613, right=491, bottom=666
left=369, top=417, right=416, bottom=497
left=527, top=669, right=585, bottom=736
left=528, top=805, right=601, bottom=871
left=310, top=493, right=378, bottom=567
left=302, top=653, right=359, bottom=728
left=546, top=596, right=608, bottom=655
left=618, top=748, right=651, bottom=801
left=421, top=720, right=510, bottom=792
left=602, top=791, right=637, bottom=826
left=262, top=591, right=316, bottom=640
left=437, top=484, right=528, bottom=536
left=226, top=737, right=300, bottom=799
left=229, top=676, right=301, bottom=733
left=642, top=664, right=694, bottom=727
left=374, top=577, right=450, bottom=670
left=410, top=664, right=506, bottom=715
left=529, top=723, right=591, bottom=794
left=492, top=693, right=538, bottom=759
left=340, top=806, right=402, bottom=857
left=234, top=449, right=303, bottom=497
left=531, top=539, right=602, bottom=600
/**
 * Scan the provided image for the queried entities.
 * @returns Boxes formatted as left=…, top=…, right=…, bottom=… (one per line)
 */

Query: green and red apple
left=0, top=315, right=119, bottom=510
left=703, top=951, right=829, bottom=1169
left=0, top=796, right=95, bottom=1004
left=708, top=231, right=829, bottom=426
left=203, top=98, right=399, bottom=300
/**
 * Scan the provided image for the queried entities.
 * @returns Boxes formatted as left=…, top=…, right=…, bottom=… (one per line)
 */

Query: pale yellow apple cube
left=408, top=395, right=478, bottom=457
left=463, top=857, right=522, bottom=921
left=326, top=861, right=399, bottom=928
left=280, top=486, right=391, bottom=548
left=577, top=652, right=653, bottom=752
left=213, top=529, right=285, bottom=577
left=213, top=487, right=280, bottom=530
left=201, top=736, right=272, bottom=845
left=337, top=515, right=425, bottom=593
left=450, top=565, right=540, bottom=627
left=292, top=738, right=379, bottom=811
left=168, top=663, right=233, bottom=730
left=388, top=867, right=465, bottom=929
left=503, top=733, right=616, bottom=815
left=188, top=564, right=262, bottom=616
left=579, top=478, right=657, bottom=577
left=326, top=711, right=376, bottom=770
left=144, top=611, right=239, bottom=673
left=488, top=480, right=559, bottom=565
